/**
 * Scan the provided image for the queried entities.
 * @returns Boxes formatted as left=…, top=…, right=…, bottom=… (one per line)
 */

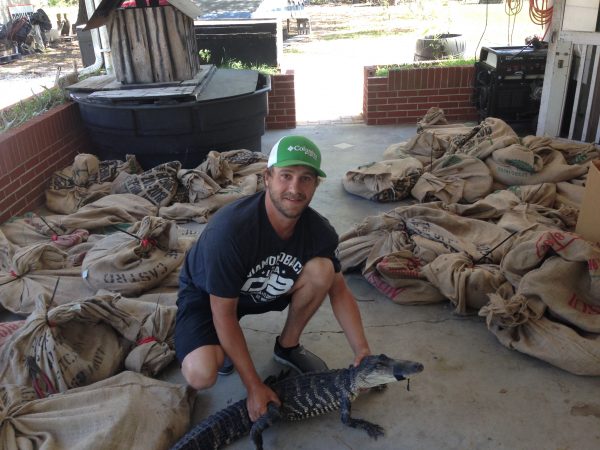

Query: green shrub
left=0, top=87, right=67, bottom=133
left=374, top=57, right=476, bottom=76
left=220, top=59, right=279, bottom=75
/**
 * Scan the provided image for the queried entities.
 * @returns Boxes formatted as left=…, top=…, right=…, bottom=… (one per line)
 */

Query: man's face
left=265, top=165, right=319, bottom=219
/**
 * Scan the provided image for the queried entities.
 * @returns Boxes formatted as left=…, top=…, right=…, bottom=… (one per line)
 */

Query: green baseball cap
left=267, top=135, right=326, bottom=178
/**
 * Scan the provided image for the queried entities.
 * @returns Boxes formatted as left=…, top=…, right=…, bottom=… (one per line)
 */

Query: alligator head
left=354, top=354, right=424, bottom=390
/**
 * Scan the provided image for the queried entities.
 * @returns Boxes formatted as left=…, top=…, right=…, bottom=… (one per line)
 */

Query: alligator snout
left=393, top=360, right=424, bottom=380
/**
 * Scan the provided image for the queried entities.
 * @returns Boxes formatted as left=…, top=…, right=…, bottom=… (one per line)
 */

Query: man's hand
left=246, top=382, right=281, bottom=422
left=353, top=348, right=371, bottom=367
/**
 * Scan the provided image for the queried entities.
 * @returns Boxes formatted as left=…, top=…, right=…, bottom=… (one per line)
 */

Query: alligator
left=171, top=354, right=424, bottom=450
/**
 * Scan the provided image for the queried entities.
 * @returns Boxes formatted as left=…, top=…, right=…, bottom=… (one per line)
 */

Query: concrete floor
left=159, top=123, right=600, bottom=450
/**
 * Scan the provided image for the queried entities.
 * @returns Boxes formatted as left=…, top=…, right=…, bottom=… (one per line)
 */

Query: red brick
left=369, top=97, right=389, bottom=106
left=439, top=102, right=459, bottom=109
left=387, top=97, right=408, bottom=105
left=407, top=96, right=428, bottom=103
left=387, top=110, right=408, bottom=118
left=400, top=103, right=419, bottom=110
left=448, top=94, right=470, bottom=102
left=378, top=104, right=400, bottom=112
left=376, top=117, right=401, bottom=125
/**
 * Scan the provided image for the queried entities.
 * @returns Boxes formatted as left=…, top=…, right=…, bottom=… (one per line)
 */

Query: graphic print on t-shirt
left=240, top=252, right=303, bottom=303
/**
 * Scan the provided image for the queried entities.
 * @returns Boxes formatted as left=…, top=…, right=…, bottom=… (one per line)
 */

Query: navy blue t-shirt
left=178, top=191, right=341, bottom=312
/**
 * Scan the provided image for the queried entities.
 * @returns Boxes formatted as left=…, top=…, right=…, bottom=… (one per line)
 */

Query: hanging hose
left=505, top=0, right=523, bottom=45
left=528, top=0, right=553, bottom=39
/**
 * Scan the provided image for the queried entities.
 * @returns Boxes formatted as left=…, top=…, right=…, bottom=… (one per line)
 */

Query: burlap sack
left=177, top=168, right=221, bottom=202
left=39, top=194, right=159, bottom=234
left=342, top=158, right=423, bottom=202
left=0, top=320, right=25, bottom=347
left=158, top=202, right=212, bottom=223
left=486, top=146, right=588, bottom=186
left=422, top=252, right=513, bottom=314
left=338, top=213, right=410, bottom=272
left=0, top=371, right=192, bottom=450
left=555, top=181, right=585, bottom=209
left=45, top=154, right=141, bottom=214
left=220, top=148, right=268, bottom=172
left=367, top=250, right=445, bottom=305
left=391, top=204, right=512, bottom=264
left=45, top=183, right=111, bottom=214
left=109, top=295, right=177, bottom=376
left=383, top=108, right=472, bottom=164
left=522, top=135, right=599, bottom=165
left=443, top=190, right=521, bottom=221
left=0, top=242, right=94, bottom=314
left=411, top=154, right=493, bottom=204
left=506, top=183, right=556, bottom=207
left=447, top=117, right=519, bottom=159
left=411, top=234, right=455, bottom=263
left=1, top=217, right=90, bottom=251
left=81, top=217, right=185, bottom=296
left=196, top=150, right=235, bottom=185
left=382, top=126, right=471, bottom=164
left=480, top=294, right=600, bottom=376
left=191, top=175, right=259, bottom=212
left=500, top=227, right=600, bottom=288
left=113, top=161, right=181, bottom=207
left=497, top=203, right=578, bottom=233
left=0, top=294, right=137, bottom=391
left=516, top=256, right=600, bottom=333
left=45, top=154, right=107, bottom=214
left=417, top=106, right=448, bottom=127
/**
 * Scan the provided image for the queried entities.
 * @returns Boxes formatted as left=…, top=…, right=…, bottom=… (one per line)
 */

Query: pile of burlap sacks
left=0, top=149, right=267, bottom=449
left=340, top=107, right=600, bottom=376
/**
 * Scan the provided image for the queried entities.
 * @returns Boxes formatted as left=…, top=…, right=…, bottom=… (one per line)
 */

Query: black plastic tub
left=72, top=72, right=271, bottom=169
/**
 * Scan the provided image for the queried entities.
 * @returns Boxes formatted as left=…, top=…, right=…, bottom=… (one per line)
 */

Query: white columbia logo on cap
left=287, top=145, right=318, bottom=161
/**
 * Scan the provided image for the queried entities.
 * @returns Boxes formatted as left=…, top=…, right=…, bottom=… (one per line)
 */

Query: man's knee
left=297, top=257, right=335, bottom=292
left=181, top=348, right=219, bottom=390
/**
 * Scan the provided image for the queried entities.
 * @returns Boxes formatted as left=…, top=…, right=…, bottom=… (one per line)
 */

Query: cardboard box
left=576, top=159, right=600, bottom=243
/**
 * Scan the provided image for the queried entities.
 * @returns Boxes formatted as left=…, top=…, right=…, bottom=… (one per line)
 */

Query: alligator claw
left=345, top=417, right=385, bottom=439
left=365, top=423, right=385, bottom=439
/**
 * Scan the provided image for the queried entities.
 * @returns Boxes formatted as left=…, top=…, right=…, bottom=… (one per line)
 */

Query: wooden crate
left=108, top=6, right=200, bottom=84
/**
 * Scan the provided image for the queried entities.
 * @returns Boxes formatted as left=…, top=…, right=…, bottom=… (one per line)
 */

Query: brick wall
left=266, top=70, right=296, bottom=130
left=0, top=102, right=91, bottom=224
left=0, top=77, right=294, bottom=225
left=363, top=65, right=479, bottom=125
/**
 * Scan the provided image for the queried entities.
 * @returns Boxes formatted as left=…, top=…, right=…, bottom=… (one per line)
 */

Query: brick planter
left=0, top=75, right=295, bottom=224
left=0, top=102, right=91, bottom=224
left=363, top=65, right=479, bottom=125
left=266, top=70, right=296, bottom=130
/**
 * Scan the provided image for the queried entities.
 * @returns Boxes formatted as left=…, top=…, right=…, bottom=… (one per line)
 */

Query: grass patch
left=320, top=28, right=411, bottom=40
left=220, top=59, right=280, bottom=75
left=0, top=86, right=67, bottom=133
left=284, top=47, right=304, bottom=54
left=374, top=57, right=476, bottom=76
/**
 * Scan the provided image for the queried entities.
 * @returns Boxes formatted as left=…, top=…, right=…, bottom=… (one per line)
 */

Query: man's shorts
left=175, top=291, right=291, bottom=363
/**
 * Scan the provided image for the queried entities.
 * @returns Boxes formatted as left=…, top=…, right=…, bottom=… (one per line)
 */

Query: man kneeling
left=175, top=135, right=372, bottom=422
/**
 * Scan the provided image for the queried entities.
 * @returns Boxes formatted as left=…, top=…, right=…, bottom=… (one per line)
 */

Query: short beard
left=267, top=185, right=305, bottom=219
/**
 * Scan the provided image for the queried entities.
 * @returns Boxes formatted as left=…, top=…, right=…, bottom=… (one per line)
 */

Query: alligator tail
left=171, top=399, right=252, bottom=450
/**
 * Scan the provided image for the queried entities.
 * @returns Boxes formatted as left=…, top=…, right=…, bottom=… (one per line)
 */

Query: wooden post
left=108, top=6, right=199, bottom=84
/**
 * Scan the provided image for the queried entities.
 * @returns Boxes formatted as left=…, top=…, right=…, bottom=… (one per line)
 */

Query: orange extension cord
left=528, top=0, right=553, bottom=38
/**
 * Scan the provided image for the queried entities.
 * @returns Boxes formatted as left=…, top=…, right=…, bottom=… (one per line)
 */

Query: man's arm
left=328, top=272, right=371, bottom=366
left=210, top=295, right=280, bottom=421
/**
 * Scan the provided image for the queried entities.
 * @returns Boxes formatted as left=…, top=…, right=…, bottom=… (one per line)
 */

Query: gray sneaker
left=273, top=338, right=328, bottom=374
left=218, top=355, right=234, bottom=376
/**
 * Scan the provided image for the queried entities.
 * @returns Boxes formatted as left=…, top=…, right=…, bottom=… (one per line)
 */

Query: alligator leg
left=250, top=402, right=282, bottom=450
left=339, top=396, right=385, bottom=439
